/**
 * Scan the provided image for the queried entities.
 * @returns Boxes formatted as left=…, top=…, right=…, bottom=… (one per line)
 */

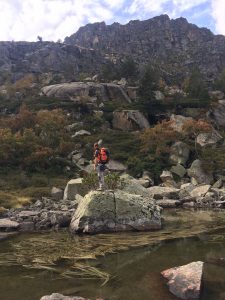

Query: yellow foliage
left=13, top=74, right=35, bottom=91
left=140, top=120, right=178, bottom=154
left=182, top=119, right=212, bottom=138
left=36, top=109, right=67, bottom=128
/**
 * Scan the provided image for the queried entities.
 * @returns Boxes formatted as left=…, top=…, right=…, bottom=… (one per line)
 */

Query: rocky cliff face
left=1, top=15, right=225, bottom=84
left=65, top=15, right=225, bottom=81
left=0, top=41, right=104, bottom=83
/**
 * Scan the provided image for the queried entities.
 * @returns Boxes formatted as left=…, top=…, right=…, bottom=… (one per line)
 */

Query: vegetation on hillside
left=1, top=61, right=224, bottom=209
left=0, top=105, right=75, bottom=172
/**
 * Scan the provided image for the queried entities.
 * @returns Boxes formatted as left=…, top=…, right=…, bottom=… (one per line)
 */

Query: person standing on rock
left=93, top=142, right=110, bottom=190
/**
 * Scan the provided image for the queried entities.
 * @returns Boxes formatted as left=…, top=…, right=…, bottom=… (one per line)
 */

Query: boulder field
left=2, top=174, right=225, bottom=235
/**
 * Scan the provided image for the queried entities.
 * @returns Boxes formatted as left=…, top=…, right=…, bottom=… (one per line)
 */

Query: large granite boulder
left=170, top=141, right=190, bottom=166
left=41, top=82, right=131, bottom=104
left=187, top=160, right=213, bottom=185
left=112, top=110, right=150, bottom=131
left=161, top=261, right=204, bottom=300
left=70, top=190, right=161, bottom=233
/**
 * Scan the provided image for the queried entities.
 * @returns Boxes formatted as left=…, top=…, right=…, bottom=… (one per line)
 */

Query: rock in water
left=161, top=261, right=204, bottom=299
left=70, top=190, right=161, bottom=233
left=40, top=293, right=89, bottom=300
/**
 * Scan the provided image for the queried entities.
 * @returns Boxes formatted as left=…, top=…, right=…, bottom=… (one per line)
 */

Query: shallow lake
left=1, top=209, right=225, bottom=300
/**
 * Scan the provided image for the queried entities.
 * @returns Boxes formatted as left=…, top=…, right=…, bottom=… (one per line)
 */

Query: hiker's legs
left=97, top=170, right=104, bottom=188
left=97, top=165, right=105, bottom=189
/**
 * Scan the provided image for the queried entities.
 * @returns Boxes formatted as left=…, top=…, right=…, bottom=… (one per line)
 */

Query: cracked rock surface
left=70, top=190, right=162, bottom=234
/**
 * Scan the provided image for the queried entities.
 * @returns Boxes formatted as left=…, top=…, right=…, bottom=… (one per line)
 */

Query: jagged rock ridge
left=1, top=15, right=225, bottom=83
left=65, top=15, right=225, bottom=81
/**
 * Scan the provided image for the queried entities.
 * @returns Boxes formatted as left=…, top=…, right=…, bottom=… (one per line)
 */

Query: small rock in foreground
left=161, top=261, right=204, bottom=300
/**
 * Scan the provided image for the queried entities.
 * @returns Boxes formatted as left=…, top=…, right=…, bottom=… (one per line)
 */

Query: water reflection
left=0, top=209, right=225, bottom=300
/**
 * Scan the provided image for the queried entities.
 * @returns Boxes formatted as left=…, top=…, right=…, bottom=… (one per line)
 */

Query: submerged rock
left=70, top=190, right=161, bottom=233
left=156, top=199, right=181, bottom=208
left=161, top=261, right=204, bottom=299
left=0, top=232, right=18, bottom=241
left=40, top=293, right=89, bottom=300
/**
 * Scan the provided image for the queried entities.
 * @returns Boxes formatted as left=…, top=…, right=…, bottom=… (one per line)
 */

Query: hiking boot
left=97, top=187, right=104, bottom=191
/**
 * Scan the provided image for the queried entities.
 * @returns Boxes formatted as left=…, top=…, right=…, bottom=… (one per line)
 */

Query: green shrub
left=82, top=171, right=125, bottom=191
left=30, top=174, right=49, bottom=187
left=82, top=172, right=99, bottom=191
left=119, top=57, right=139, bottom=83
left=184, top=68, right=209, bottom=100
left=105, top=172, right=125, bottom=190
left=127, top=156, right=145, bottom=177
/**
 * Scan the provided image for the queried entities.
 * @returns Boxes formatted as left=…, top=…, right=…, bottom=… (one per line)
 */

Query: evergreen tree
left=138, top=65, right=159, bottom=101
left=119, top=57, right=138, bottom=81
left=185, top=68, right=209, bottom=100
left=101, top=62, right=119, bottom=81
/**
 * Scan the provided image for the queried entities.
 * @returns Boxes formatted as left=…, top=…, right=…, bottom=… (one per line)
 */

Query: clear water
left=1, top=209, right=225, bottom=300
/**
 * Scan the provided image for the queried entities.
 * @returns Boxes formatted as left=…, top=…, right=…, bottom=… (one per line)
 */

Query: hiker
left=93, top=142, right=109, bottom=190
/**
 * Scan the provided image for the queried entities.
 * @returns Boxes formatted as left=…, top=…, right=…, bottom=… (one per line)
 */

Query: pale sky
left=0, top=0, right=224, bottom=42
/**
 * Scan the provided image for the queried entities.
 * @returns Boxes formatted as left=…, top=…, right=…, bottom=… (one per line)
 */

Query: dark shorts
left=98, top=164, right=106, bottom=172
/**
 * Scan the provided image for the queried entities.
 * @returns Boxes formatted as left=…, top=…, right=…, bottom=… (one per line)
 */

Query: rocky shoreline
left=1, top=175, right=225, bottom=237
left=1, top=175, right=225, bottom=300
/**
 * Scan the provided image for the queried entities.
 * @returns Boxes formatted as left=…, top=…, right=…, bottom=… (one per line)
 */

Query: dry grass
left=0, top=171, right=68, bottom=209
left=0, top=191, right=32, bottom=209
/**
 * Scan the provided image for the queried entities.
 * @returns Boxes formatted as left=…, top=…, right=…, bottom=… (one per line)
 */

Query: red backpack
left=97, top=147, right=109, bottom=164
